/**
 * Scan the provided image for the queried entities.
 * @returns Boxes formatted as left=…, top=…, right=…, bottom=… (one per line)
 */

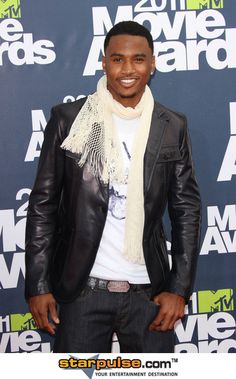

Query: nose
left=121, top=59, right=135, bottom=75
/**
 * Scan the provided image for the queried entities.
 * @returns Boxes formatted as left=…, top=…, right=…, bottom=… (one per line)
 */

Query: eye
left=113, top=57, right=122, bottom=63
left=135, top=57, right=144, bottom=63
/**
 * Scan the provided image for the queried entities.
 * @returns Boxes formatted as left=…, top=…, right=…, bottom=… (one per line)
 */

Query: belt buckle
left=107, top=280, right=130, bottom=293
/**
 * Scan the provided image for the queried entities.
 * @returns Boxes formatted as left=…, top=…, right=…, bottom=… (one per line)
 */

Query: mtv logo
left=186, top=0, right=224, bottom=9
left=198, top=289, right=234, bottom=313
left=0, top=0, right=21, bottom=18
left=10, top=313, right=38, bottom=331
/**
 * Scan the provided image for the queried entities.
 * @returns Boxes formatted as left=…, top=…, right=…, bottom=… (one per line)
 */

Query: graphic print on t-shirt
left=108, top=141, right=130, bottom=220
left=108, top=185, right=126, bottom=220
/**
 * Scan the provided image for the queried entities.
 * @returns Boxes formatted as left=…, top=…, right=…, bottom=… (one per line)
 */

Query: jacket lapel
left=144, top=102, right=169, bottom=195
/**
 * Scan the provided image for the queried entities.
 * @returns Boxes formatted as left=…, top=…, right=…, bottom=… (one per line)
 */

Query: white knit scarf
left=61, top=75, right=154, bottom=264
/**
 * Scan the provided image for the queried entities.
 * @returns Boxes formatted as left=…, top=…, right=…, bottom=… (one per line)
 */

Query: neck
left=107, top=86, right=145, bottom=108
left=118, top=95, right=142, bottom=108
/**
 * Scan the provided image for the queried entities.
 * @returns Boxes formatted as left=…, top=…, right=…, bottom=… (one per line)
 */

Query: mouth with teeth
left=119, top=78, right=137, bottom=87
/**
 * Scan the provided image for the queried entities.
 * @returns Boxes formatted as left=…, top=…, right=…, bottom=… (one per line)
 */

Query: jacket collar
left=144, top=102, right=169, bottom=195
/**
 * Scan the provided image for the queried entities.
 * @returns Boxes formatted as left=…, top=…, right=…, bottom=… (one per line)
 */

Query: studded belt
left=87, top=276, right=151, bottom=293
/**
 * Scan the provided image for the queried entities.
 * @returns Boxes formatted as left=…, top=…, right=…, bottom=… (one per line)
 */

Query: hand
left=149, top=292, right=185, bottom=332
left=28, top=293, right=60, bottom=335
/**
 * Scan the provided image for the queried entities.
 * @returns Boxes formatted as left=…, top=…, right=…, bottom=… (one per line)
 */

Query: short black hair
left=104, top=21, right=154, bottom=54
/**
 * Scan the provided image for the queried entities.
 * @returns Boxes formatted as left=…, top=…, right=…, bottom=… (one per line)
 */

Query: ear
left=102, top=56, right=106, bottom=72
left=151, top=55, right=156, bottom=72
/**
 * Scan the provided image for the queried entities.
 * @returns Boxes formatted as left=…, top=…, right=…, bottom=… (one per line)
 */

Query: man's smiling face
left=102, top=34, right=155, bottom=108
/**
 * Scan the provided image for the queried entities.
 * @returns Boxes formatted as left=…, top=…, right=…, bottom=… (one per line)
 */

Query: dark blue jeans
left=53, top=286, right=174, bottom=353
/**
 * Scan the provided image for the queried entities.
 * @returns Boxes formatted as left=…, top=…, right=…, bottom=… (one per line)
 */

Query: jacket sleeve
left=166, top=116, right=201, bottom=302
left=25, top=107, right=65, bottom=299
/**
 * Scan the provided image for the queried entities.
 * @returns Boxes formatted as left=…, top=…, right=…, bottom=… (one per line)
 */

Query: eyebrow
left=110, top=53, right=147, bottom=58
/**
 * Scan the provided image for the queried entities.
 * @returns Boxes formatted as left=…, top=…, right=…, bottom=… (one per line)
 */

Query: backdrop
left=0, top=0, right=236, bottom=353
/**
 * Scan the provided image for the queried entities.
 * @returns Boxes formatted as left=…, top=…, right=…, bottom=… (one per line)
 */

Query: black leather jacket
left=25, top=98, right=201, bottom=303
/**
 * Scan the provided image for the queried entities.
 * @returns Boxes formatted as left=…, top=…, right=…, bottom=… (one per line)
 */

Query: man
left=25, top=21, right=201, bottom=353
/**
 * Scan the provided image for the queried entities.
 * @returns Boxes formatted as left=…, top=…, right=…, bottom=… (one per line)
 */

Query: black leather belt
left=87, top=276, right=151, bottom=293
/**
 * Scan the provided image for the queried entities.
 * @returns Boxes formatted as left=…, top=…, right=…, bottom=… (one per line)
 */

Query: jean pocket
left=136, top=287, right=152, bottom=301
left=76, top=285, right=94, bottom=301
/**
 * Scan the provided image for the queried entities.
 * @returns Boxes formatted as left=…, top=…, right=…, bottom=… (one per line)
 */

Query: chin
left=120, top=92, right=136, bottom=99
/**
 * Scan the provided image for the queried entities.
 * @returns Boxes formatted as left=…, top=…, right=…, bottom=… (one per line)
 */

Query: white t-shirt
left=90, top=114, right=150, bottom=284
